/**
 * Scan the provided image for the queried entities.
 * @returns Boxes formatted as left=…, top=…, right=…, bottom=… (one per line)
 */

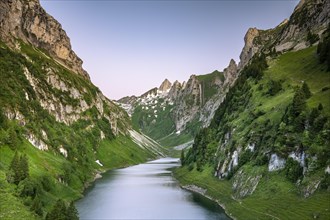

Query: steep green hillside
left=178, top=46, right=330, bottom=220
left=0, top=40, right=159, bottom=219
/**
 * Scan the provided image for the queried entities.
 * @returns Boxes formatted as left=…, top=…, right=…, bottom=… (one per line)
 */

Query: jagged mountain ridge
left=117, top=63, right=238, bottom=146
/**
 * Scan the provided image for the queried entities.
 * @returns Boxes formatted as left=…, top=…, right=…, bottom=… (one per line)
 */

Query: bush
left=255, top=155, right=268, bottom=166
left=285, top=157, right=303, bottom=183
left=307, top=31, right=319, bottom=45
left=18, top=178, right=40, bottom=198
left=188, top=163, right=194, bottom=171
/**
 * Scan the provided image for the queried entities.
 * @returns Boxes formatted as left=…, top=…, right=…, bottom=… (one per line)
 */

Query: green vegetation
left=180, top=46, right=330, bottom=219
left=0, top=40, right=158, bottom=219
left=174, top=166, right=330, bottom=220
left=132, top=103, right=176, bottom=141
left=317, top=24, right=330, bottom=71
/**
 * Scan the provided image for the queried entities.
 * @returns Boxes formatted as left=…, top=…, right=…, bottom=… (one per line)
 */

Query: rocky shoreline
left=181, top=184, right=236, bottom=220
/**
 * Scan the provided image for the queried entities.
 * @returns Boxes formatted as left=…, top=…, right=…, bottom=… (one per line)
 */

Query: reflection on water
left=76, top=157, right=230, bottom=220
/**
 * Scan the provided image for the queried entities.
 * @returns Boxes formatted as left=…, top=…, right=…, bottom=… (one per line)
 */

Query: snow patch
left=95, top=159, right=103, bottom=167
left=59, top=146, right=68, bottom=158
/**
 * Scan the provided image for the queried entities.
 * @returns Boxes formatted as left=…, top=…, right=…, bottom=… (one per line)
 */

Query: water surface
left=76, top=157, right=230, bottom=220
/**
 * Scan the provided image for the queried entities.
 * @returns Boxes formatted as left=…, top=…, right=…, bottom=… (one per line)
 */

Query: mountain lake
left=76, top=157, right=230, bottom=219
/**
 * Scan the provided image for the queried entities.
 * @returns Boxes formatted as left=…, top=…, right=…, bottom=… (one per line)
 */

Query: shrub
left=285, top=157, right=303, bottom=183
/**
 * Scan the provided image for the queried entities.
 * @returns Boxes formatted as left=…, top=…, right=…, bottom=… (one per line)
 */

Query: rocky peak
left=238, top=28, right=260, bottom=69
left=223, top=59, right=238, bottom=86
left=294, top=0, right=306, bottom=12
left=168, top=80, right=182, bottom=100
left=159, top=79, right=172, bottom=92
left=0, top=0, right=89, bottom=79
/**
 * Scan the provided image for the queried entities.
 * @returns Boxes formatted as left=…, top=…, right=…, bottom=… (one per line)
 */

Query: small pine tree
left=66, top=202, right=79, bottom=220
left=292, top=89, right=306, bottom=117
left=7, top=127, right=18, bottom=150
left=31, top=196, right=43, bottom=216
left=301, top=82, right=311, bottom=98
left=19, top=154, right=29, bottom=181
left=46, top=199, right=67, bottom=220
left=9, top=152, right=21, bottom=185
left=180, top=150, right=185, bottom=166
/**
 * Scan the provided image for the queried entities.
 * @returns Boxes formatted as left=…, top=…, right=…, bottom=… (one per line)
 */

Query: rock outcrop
left=0, top=0, right=89, bottom=79
left=238, top=0, right=329, bottom=68
left=159, top=79, right=172, bottom=92
left=238, top=28, right=260, bottom=69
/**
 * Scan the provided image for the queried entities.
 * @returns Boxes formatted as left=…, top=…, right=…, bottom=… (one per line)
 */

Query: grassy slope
left=265, top=46, right=330, bottom=113
left=174, top=166, right=330, bottom=220
left=0, top=40, right=159, bottom=219
left=0, top=135, right=153, bottom=219
left=175, top=47, right=330, bottom=220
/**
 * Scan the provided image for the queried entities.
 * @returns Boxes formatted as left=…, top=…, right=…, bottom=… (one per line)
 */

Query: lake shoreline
left=179, top=184, right=235, bottom=220
left=77, top=157, right=227, bottom=219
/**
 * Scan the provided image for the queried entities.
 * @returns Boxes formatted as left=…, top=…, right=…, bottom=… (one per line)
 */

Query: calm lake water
left=76, top=157, right=230, bottom=220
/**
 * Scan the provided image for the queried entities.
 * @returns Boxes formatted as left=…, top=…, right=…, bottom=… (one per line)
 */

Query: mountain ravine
left=0, top=0, right=164, bottom=219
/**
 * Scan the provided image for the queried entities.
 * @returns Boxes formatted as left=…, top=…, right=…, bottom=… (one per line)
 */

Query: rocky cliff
left=238, top=0, right=329, bottom=69
left=0, top=0, right=89, bottom=79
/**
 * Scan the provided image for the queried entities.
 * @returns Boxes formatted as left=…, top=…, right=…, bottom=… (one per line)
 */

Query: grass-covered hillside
left=177, top=44, right=330, bottom=219
left=0, top=40, right=159, bottom=219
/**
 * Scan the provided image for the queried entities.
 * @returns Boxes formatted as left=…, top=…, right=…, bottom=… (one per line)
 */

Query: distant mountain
left=117, top=61, right=238, bottom=146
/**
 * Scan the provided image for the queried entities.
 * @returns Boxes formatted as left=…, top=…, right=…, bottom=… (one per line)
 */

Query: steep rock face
left=173, top=75, right=201, bottom=131
left=276, top=0, right=329, bottom=51
left=238, top=28, right=260, bottom=69
left=223, top=59, right=238, bottom=86
left=0, top=0, right=89, bottom=79
left=238, top=0, right=329, bottom=68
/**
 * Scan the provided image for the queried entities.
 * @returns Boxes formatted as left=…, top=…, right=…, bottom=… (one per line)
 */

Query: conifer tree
left=9, top=151, right=21, bottom=184
left=20, top=154, right=29, bottom=180
left=302, top=82, right=311, bottom=98
left=66, top=202, right=79, bottom=220
left=31, top=195, right=43, bottom=216
left=292, top=89, right=306, bottom=117
left=46, top=199, right=67, bottom=220
left=180, top=150, right=185, bottom=166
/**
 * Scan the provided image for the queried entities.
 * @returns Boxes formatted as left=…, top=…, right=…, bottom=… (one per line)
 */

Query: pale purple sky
left=40, top=0, right=299, bottom=100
